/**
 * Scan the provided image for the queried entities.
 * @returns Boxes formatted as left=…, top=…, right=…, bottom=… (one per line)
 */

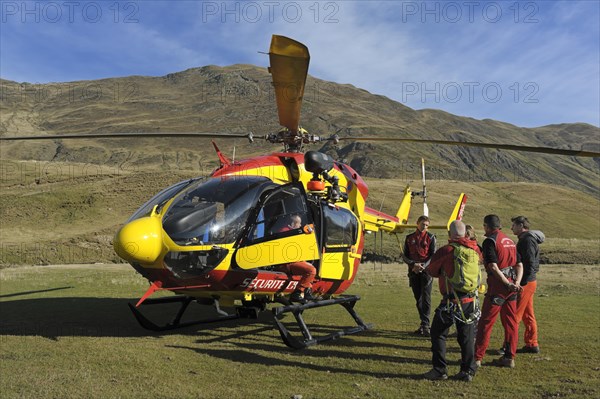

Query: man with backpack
left=422, top=220, right=482, bottom=382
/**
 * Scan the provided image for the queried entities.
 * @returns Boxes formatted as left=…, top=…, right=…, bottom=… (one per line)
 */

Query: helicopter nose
left=113, top=216, right=164, bottom=264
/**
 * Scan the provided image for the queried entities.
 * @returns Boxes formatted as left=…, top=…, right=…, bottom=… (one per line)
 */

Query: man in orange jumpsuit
left=474, top=215, right=523, bottom=368
left=511, top=216, right=545, bottom=354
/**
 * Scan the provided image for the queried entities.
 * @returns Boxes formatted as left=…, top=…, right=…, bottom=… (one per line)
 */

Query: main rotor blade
left=0, top=132, right=260, bottom=141
left=269, top=35, right=310, bottom=132
left=336, top=136, right=600, bottom=158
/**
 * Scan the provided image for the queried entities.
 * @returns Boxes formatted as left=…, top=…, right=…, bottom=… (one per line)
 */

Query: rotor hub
left=266, top=127, right=325, bottom=152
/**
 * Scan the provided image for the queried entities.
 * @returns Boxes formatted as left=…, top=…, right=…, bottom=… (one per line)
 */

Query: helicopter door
left=235, top=184, right=319, bottom=270
left=319, top=204, right=360, bottom=280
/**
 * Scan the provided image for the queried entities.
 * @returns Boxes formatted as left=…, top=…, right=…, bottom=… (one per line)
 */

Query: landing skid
left=272, top=294, right=374, bottom=349
left=128, top=294, right=373, bottom=349
left=128, top=296, right=239, bottom=332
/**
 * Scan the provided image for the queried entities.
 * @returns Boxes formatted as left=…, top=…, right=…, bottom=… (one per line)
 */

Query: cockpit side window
left=247, top=185, right=310, bottom=243
left=322, top=205, right=358, bottom=247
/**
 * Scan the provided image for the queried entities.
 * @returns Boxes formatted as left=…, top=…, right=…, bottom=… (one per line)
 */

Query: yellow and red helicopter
left=2, top=35, right=597, bottom=348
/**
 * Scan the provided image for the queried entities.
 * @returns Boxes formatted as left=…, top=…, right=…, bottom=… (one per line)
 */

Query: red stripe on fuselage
left=211, top=153, right=298, bottom=177
left=138, top=268, right=353, bottom=296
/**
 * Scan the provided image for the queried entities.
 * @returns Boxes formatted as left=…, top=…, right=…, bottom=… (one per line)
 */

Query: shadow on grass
left=2, top=296, right=449, bottom=368
left=2, top=295, right=444, bottom=378
left=0, top=296, right=259, bottom=339
left=1, top=296, right=150, bottom=339
left=169, top=344, right=424, bottom=379
left=0, top=286, right=74, bottom=298
left=0, top=296, right=354, bottom=345
left=344, top=329, right=433, bottom=350
left=232, top=340, right=430, bottom=365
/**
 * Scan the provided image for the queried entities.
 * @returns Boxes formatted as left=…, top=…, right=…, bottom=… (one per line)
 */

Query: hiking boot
left=303, top=288, right=318, bottom=301
left=413, top=325, right=430, bottom=336
left=289, top=290, right=305, bottom=303
left=453, top=371, right=474, bottom=382
left=517, top=345, right=540, bottom=354
left=422, top=369, right=448, bottom=381
left=492, top=356, right=515, bottom=368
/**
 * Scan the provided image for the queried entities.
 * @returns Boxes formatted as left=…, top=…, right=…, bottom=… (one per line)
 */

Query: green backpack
left=444, top=243, right=481, bottom=294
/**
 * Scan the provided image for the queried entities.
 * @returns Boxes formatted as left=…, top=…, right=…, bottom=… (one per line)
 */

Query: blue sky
left=1, top=0, right=599, bottom=127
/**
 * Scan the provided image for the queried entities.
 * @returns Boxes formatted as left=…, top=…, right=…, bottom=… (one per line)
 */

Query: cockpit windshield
left=162, top=176, right=276, bottom=245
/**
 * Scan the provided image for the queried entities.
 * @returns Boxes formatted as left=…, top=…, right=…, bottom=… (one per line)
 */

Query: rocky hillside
left=1, top=64, right=598, bottom=194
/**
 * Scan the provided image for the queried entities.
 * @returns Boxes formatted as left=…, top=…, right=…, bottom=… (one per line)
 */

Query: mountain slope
left=1, top=65, right=598, bottom=194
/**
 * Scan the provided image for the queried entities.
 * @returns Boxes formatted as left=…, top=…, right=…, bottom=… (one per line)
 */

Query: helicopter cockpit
left=162, top=176, right=277, bottom=246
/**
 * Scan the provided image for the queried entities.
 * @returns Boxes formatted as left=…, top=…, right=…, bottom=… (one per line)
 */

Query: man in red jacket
left=422, top=220, right=482, bottom=382
left=402, top=215, right=437, bottom=336
left=475, top=215, right=523, bottom=368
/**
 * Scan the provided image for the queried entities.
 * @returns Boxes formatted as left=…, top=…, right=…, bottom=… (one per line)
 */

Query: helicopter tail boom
left=363, top=190, right=468, bottom=234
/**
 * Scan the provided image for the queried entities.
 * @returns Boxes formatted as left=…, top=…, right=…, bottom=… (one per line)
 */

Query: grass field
left=1, top=263, right=598, bottom=399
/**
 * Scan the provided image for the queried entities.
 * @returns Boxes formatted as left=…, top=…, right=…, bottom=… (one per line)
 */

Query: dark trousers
left=409, top=272, right=432, bottom=328
left=431, top=301, right=477, bottom=375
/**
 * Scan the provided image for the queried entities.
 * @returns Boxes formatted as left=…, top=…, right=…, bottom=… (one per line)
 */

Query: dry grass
left=1, top=263, right=598, bottom=399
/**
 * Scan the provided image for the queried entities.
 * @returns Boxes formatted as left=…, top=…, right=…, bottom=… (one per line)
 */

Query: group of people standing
left=402, top=214, right=545, bottom=382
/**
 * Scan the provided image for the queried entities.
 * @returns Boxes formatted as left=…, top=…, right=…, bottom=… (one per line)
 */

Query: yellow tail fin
left=395, top=185, right=412, bottom=224
left=446, top=193, right=468, bottom=229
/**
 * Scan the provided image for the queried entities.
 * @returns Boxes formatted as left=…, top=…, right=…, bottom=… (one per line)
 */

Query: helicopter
left=1, top=35, right=598, bottom=349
